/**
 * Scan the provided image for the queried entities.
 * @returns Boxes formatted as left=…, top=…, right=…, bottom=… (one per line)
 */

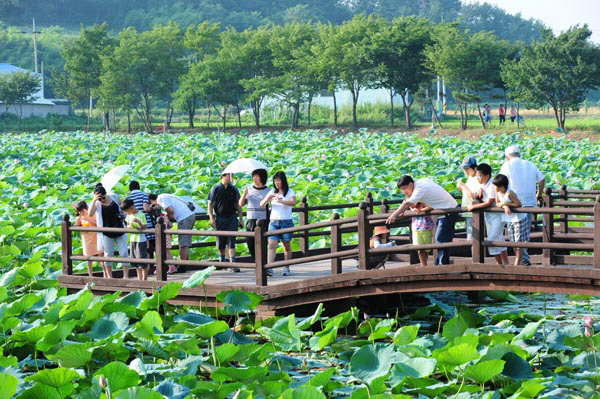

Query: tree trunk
left=389, top=88, right=394, bottom=127
left=127, top=110, right=131, bottom=134
left=252, top=99, right=261, bottom=130
left=103, top=111, right=110, bottom=131
left=476, top=99, right=486, bottom=129
left=207, top=99, right=211, bottom=127
left=400, top=90, right=412, bottom=129
left=516, top=102, right=521, bottom=129
left=236, top=101, right=242, bottom=128
left=307, top=97, right=312, bottom=127
left=463, top=101, right=468, bottom=129
left=222, top=105, right=226, bottom=132
left=18, top=103, right=22, bottom=132
left=87, top=94, right=92, bottom=132
left=188, top=107, right=194, bottom=128
left=351, top=89, right=359, bottom=130
left=332, top=91, right=338, bottom=127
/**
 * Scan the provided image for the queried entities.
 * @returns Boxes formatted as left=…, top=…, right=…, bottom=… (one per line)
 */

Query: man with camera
left=148, top=193, right=196, bottom=265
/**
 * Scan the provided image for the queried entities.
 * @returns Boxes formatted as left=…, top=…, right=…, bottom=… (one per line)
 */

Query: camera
left=150, top=205, right=162, bottom=224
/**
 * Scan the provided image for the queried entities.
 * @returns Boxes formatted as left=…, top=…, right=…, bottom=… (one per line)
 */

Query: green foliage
left=501, top=26, right=600, bottom=129
left=0, top=70, right=41, bottom=130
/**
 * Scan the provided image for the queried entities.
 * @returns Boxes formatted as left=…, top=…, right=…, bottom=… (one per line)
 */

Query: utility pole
left=21, top=18, right=40, bottom=73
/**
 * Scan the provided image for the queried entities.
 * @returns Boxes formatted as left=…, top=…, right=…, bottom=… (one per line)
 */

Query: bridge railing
left=61, top=189, right=599, bottom=288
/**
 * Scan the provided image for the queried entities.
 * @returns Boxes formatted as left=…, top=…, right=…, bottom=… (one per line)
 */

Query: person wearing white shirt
left=149, top=192, right=196, bottom=270
left=494, top=174, right=528, bottom=266
left=456, top=156, right=480, bottom=240
left=260, top=171, right=296, bottom=276
left=500, top=145, right=545, bottom=265
left=386, top=175, right=458, bottom=265
left=467, top=164, right=508, bottom=265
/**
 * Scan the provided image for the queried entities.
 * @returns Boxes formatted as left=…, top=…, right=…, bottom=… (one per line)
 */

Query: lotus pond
left=0, top=130, right=599, bottom=398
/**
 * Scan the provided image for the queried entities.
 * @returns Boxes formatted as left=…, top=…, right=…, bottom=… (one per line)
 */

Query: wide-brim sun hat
left=373, top=225, right=390, bottom=236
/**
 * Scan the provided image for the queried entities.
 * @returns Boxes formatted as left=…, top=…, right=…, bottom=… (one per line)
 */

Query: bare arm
left=207, top=201, right=215, bottom=227
left=386, top=200, right=415, bottom=224
left=467, top=198, right=494, bottom=211
left=239, top=187, right=248, bottom=207
left=278, top=196, right=296, bottom=206
left=260, top=192, right=275, bottom=207
left=237, top=202, right=244, bottom=227
left=537, top=178, right=545, bottom=200
left=143, top=202, right=151, bottom=212
left=88, top=193, right=102, bottom=216
left=165, top=206, right=176, bottom=223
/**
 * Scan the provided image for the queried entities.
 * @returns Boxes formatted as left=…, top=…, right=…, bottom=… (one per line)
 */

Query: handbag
left=169, top=195, right=196, bottom=212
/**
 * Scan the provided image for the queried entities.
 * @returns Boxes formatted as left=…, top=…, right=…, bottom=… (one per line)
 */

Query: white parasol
left=221, top=158, right=268, bottom=175
left=100, top=165, right=130, bottom=192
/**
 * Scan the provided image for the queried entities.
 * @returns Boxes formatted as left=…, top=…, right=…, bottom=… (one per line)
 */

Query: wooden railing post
left=61, top=214, right=73, bottom=275
left=559, top=184, right=568, bottom=234
left=365, top=192, right=374, bottom=215
left=357, top=202, right=370, bottom=270
left=299, top=196, right=309, bottom=256
left=379, top=200, right=389, bottom=245
left=254, top=220, right=268, bottom=286
left=155, top=218, right=167, bottom=281
left=471, top=200, right=485, bottom=264
left=542, top=187, right=554, bottom=266
left=331, top=213, right=342, bottom=274
left=594, top=195, right=600, bottom=269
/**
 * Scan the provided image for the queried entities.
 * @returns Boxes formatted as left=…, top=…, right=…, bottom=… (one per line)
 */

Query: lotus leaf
left=94, top=361, right=141, bottom=393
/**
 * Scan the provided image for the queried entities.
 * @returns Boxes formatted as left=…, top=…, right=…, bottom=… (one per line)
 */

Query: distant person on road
left=500, top=145, right=545, bottom=266
left=456, top=156, right=479, bottom=240
left=239, top=169, right=270, bottom=261
left=498, top=104, right=506, bottom=125
left=467, top=164, right=508, bottom=265
left=483, top=104, right=492, bottom=126
left=149, top=192, right=196, bottom=273
left=386, top=175, right=458, bottom=265
left=208, top=173, right=243, bottom=272
left=260, top=171, right=296, bottom=276
left=510, top=106, right=517, bottom=124
left=494, top=174, right=529, bottom=266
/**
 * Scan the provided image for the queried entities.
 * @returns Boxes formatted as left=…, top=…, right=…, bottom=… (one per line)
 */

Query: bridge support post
left=255, top=220, right=268, bottom=286
left=61, top=214, right=73, bottom=276
left=357, top=202, right=371, bottom=270
left=331, top=213, right=342, bottom=274
left=559, top=185, right=568, bottom=234
left=299, top=197, right=309, bottom=257
left=155, top=218, right=167, bottom=281
left=594, top=196, right=600, bottom=269
left=366, top=192, right=374, bottom=215
left=542, top=187, right=554, bottom=266
left=471, top=201, right=485, bottom=264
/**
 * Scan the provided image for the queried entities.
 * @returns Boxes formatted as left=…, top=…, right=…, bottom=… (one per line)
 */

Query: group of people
left=483, top=104, right=522, bottom=127
left=382, top=144, right=544, bottom=266
left=74, top=170, right=297, bottom=280
left=73, top=143, right=544, bottom=280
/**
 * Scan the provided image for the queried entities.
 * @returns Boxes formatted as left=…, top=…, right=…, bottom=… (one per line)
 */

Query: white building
left=0, top=63, right=70, bottom=117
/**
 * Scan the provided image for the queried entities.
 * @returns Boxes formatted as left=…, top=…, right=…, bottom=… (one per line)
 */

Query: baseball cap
left=504, top=145, right=520, bottom=157
left=461, top=156, right=477, bottom=169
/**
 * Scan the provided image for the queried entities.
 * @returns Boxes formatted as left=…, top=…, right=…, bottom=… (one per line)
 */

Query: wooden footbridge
left=59, top=187, right=600, bottom=318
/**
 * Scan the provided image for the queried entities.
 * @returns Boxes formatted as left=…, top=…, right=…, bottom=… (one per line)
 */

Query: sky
left=463, top=0, right=600, bottom=43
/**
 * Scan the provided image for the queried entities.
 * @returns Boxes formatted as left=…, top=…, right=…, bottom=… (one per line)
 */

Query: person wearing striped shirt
left=127, top=181, right=155, bottom=259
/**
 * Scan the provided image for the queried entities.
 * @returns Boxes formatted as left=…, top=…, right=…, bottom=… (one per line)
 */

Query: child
left=456, top=156, right=479, bottom=240
left=510, top=106, right=517, bottom=124
left=74, top=201, right=104, bottom=277
left=410, top=202, right=435, bottom=267
left=370, top=225, right=396, bottom=249
left=121, top=199, right=148, bottom=281
left=467, top=164, right=508, bottom=265
left=493, top=174, right=529, bottom=266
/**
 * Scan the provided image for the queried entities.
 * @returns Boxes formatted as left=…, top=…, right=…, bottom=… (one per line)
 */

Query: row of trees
left=0, top=71, right=40, bottom=130
left=56, top=17, right=600, bottom=133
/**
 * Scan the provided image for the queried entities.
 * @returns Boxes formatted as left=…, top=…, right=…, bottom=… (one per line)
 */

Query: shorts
left=177, top=214, right=196, bottom=248
left=216, top=215, right=238, bottom=250
left=268, top=219, right=294, bottom=242
left=508, top=218, right=530, bottom=242
left=510, top=116, right=516, bottom=122
left=499, top=115, right=506, bottom=123
left=130, top=241, right=148, bottom=268
left=412, top=229, right=433, bottom=245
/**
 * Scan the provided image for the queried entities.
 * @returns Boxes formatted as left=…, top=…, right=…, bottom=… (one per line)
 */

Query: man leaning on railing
left=386, top=175, right=459, bottom=265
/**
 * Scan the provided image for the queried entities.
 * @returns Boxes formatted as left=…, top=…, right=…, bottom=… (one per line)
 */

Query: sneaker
left=282, top=266, right=291, bottom=276
left=266, top=269, right=274, bottom=277
left=522, top=260, right=531, bottom=266
left=230, top=268, right=241, bottom=273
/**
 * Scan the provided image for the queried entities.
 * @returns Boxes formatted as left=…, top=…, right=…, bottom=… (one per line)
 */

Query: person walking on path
left=386, top=175, right=458, bottom=265
left=239, top=169, right=270, bottom=261
left=126, top=181, right=155, bottom=259
left=260, top=171, right=296, bottom=276
left=498, top=104, right=506, bottom=125
left=500, top=145, right=545, bottom=266
left=208, top=173, right=244, bottom=272
left=149, top=192, right=196, bottom=273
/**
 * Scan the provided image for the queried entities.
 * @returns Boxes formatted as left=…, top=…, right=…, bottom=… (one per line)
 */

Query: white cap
left=505, top=145, right=520, bottom=157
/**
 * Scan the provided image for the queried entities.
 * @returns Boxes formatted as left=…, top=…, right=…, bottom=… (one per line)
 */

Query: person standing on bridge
left=500, top=145, right=545, bottom=266
left=386, top=175, right=458, bottom=265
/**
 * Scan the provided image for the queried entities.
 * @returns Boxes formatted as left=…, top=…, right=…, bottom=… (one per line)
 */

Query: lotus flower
left=41, top=186, right=47, bottom=191
left=23, top=202, right=29, bottom=209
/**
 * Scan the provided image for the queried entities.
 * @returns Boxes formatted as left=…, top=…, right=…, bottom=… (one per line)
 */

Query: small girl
left=411, top=202, right=435, bottom=267
left=369, top=226, right=396, bottom=249
left=73, top=201, right=103, bottom=277
left=494, top=174, right=528, bottom=266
